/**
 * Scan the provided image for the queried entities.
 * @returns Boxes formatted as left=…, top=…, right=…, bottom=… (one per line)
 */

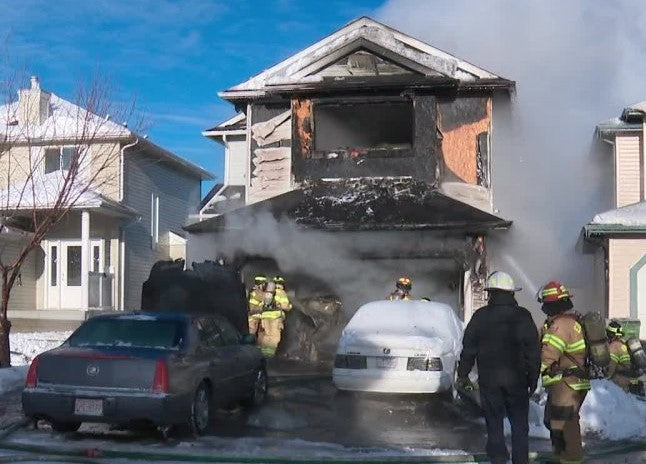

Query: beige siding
left=226, top=137, right=247, bottom=186
left=0, top=146, right=35, bottom=190
left=608, top=238, right=646, bottom=318
left=88, top=142, right=121, bottom=201
left=122, top=153, right=201, bottom=309
left=615, top=135, right=642, bottom=207
left=0, top=241, right=39, bottom=312
left=0, top=142, right=121, bottom=202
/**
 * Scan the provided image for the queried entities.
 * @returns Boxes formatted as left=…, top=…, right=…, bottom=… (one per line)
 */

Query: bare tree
left=0, top=72, right=138, bottom=367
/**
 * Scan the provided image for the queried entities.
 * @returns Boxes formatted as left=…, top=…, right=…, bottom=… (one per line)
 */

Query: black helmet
left=606, top=320, right=624, bottom=339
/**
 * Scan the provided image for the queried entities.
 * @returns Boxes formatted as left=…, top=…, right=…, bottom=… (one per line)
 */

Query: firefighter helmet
left=273, top=276, right=285, bottom=285
left=396, top=276, right=412, bottom=291
left=606, top=320, right=624, bottom=339
left=254, top=275, right=268, bottom=286
left=485, top=271, right=521, bottom=292
left=537, top=281, right=571, bottom=303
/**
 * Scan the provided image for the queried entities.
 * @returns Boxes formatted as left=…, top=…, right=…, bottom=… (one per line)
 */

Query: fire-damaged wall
left=438, top=97, right=491, bottom=187
left=248, top=104, right=292, bottom=204
left=291, top=95, right=438, bottom=181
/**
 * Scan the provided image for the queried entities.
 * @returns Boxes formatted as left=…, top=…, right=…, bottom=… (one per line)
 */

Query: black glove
left=527, top=377, right=538, bottom=395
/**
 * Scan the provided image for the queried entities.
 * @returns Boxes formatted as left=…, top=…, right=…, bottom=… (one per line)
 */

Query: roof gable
left=221, top=17, right=507, bottom=98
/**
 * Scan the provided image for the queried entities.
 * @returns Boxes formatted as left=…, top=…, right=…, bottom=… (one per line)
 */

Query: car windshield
left=68, top=317, right=184, bottom=349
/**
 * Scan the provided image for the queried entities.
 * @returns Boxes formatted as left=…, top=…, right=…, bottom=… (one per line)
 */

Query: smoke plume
left=377, top=0, right=646, bottom=315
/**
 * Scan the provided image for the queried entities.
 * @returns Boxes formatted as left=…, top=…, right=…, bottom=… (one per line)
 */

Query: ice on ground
left=506, top=380, right=646, bottom=440
left=10, top=331, right=71, bottom=366
left=247, top=404, right=308, bottom=430
left=0, top=366, right=28, bottom=394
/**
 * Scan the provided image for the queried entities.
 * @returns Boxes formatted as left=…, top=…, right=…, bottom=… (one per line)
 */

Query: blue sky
left=1, top=0, right=385, bottom=194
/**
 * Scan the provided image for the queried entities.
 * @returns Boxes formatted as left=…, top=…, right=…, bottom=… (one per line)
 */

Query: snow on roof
left=0, top=172, right=135, bottom=214
left=627, top=101, right=646, bottom=113
left=591, top=201, right=646, bottom=226
left=222, top=17, right=507, bottom=96
left=0, top=93, right=130, bottom=142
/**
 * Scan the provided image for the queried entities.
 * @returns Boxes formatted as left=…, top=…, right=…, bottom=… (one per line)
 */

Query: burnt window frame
left=309, top=96, right=415, bottom=160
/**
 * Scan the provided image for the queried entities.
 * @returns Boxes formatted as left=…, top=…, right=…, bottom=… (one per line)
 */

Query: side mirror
left=241, top=334, right=256, bottom=345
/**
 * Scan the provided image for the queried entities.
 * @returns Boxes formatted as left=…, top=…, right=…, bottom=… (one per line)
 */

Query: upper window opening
left=44, top=146, right=75, bottom=173
left=313, top=101, right=413, bottom=154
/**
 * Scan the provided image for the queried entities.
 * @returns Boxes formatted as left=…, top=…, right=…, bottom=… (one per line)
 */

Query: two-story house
left=187, top=17, right=515, bottom=320
left=585, top=103, right=646, bottom=329
left=0, top=77, right=213, bottom=325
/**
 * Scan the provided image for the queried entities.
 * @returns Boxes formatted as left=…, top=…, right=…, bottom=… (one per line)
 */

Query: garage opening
left=313, top=101, right=413, bottom=153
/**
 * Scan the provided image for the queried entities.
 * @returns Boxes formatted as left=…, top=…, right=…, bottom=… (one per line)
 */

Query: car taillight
left=427, top=357, right=443, bottom=371
left=334, top=354, right=347, bottom=368
left=25, top=355, right=41, bottom=388
left=334, top=354, right=366, bottom=369
left=152, top=360, right=169, bottom=393
left=407, top=357, right=443, bottom=371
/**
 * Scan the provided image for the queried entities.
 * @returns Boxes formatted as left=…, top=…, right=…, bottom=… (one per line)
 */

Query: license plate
left=376, top=357, right=397, bottom=369
left=74, top=398, right=103, bottom=416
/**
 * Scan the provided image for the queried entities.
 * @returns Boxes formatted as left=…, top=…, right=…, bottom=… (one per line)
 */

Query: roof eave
left=137, top=138, right=215, bottom=180
left=584, top=223, right=646, bottom=238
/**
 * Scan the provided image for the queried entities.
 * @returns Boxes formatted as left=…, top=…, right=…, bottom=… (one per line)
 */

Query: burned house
left=188, top=17, right=515, bottom=328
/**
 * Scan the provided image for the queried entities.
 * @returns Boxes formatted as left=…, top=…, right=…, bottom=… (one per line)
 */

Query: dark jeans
left=479, top=385, right=530, bottom=464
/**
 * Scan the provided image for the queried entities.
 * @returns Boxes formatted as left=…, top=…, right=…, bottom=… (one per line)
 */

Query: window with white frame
left=44, top=146, right=76, bottom=174
left=150, top=193, right=159, bottom=248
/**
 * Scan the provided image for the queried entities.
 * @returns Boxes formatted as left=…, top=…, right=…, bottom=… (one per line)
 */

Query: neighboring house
left=0, top=77, right=213, bottom=323
left=585, top=102, right=646, bottom=327
left=187, top=17, right=515, bottom=321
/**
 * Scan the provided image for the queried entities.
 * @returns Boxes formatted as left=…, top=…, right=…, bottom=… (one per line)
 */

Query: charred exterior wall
left=248, top=103, right=292, bottom=204
left=438, top=97, right=491, bottom=186
left=292, top=95, right=438, bottom=182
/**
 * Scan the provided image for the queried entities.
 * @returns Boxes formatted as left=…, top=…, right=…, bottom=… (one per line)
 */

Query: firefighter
left=388, top=276, right=412, bottom=300
left=606, top=320, right=640, bottom=393
left=457, top=271, right=540, bottom=464
left=257, top=281, right=284, bottom=357
left=273, top=275, right=293, bottom=311
left=248, top=275, right=267, bottom=337
left=539, top=281, right=590, bottom=464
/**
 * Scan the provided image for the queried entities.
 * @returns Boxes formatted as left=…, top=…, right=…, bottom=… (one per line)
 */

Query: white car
left=333, top=300, right=463, bottom=394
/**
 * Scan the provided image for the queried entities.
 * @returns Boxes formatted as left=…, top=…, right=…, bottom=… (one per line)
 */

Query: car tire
left=241, top=367, right=268, bottom=407
left=50, top=420, right=81, bottom=433
left=187, top=382, right=211, bottom=436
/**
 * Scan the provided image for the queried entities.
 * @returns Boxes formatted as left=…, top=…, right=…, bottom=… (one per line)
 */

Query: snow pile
left=580, top=379, right=646, bottom=440
left=591, top=201, right=646, bottom=226
left=0, top=366, right=28, bottom=394
left=507, top=380, right=646, bottom=441
left=10, top=331, right=71, bottom=366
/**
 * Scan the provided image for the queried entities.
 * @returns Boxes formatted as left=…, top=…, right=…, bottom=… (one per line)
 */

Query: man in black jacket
left=457, top=271, right=540, bottom=464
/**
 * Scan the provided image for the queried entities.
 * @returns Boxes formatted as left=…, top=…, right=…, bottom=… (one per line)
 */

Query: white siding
left=226, top=137, right=247, bottom=186
left=0, top=242, right=39, bottom=312
left=615, top=135, right=641, bottom=207
left=122, top=153, right=201, bottom=309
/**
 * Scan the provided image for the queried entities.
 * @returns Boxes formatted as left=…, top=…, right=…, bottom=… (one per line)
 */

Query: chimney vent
left=30, top=76, right=40, bottom=89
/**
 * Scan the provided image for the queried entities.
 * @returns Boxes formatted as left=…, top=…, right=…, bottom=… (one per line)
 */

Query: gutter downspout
left=119, top=137, right=139, bottom=310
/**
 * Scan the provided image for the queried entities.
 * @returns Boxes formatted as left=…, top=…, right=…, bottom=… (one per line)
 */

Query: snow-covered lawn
left=9, top=331, right=71, bottom=366
left=0, top=331, right=70, bottom=394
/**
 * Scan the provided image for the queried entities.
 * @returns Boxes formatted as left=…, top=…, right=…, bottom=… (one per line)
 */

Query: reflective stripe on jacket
left=540, top=313, right=591, bottom=391
left=608, top=339, right=639, bottom=384
left=274, top=288, right=292, bottom=311
left=248, top=289, right=265, bottom=315
left=260, top=310, right=284, bottom=320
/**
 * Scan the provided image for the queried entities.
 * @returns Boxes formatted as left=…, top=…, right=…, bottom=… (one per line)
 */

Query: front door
left=60, top=241, right=83, bottom=309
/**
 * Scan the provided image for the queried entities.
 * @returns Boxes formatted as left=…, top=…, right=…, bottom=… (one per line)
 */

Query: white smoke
left=377, top=0, right=646, bottom=316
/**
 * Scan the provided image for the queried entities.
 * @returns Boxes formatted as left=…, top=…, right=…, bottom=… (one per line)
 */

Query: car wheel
left=188, top=382, right=211, bottom=436
left=241, top=367, right=268, bottom=407
left=50, top=420, right=81, bottom=433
